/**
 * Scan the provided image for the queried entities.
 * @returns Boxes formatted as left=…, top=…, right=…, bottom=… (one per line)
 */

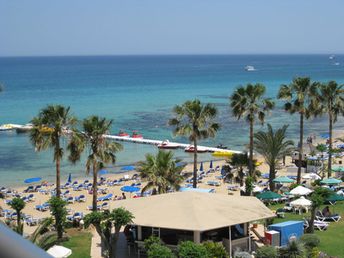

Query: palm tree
left=68, top=116, right=122, bottom=211
left=278, top=77, right=318, bottom=184
left=228, top=153, right=250, bottom=187
left=169, top=99, right=219, bottom=188
left=30, top=105, right=76, bottom=198
left=279, top=240, right=305, bottom=258
left=254, top=124, right=294, bottom=191
left=9, top=197, right=26, bottom=235
left=307, top=187, right=331, bottom=234
left=29, top=217, right=57, bottom=250
left=317, top=81, right=344, bottom=177
left=138, top=150, right=185, bottom=194
left=230, top=83, right=275, bottom=177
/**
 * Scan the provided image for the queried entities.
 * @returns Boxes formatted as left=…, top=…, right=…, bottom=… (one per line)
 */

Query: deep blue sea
left=0, top=55, right=343, bottom=186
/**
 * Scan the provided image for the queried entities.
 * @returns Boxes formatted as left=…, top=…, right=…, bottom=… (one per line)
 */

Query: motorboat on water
left=131, top=131, right=143, bottom=139
left=216, top=144, right=228, bottom=149
left=245, top=65, right=256, bottom=71
left=329, top=55, right=335, bottom=60
left=117, top=130, right=130, bottom=137
left=16, top=123, right=33, bottom=133
left=157, top=140, right=179, bottom=149
left=184, top=145, right=208, bottom=153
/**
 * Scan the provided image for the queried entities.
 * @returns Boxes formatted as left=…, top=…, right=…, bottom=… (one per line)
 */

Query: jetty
left=0, top=123, right=241, bottom=154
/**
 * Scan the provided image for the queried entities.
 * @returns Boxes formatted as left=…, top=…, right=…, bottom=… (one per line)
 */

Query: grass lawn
left=268, top=201, right=344, bottom=257
left=62, top=229, right=92, bottom=258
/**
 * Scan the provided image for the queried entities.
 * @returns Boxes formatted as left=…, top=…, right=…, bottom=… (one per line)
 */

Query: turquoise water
left=0, top=55, right=343, bottom=186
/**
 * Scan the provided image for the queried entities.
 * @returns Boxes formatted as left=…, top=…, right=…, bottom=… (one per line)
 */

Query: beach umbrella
left=256, top=191, right=282, bottom=200
left=47, top=245, right=72, bottom=258
left=326, top=193, right=344, bottom=203
left=302, top=173, right=321, bottom=180
left=121, top=185, right=141, bottom=193
left=24, top=177, right=42, bottom=184
left=98, top=169, right=108, bottom=176
left=199, top=162, right=204, bottom=172
left=332, top=166, right=344, bottom=172
left=290, top=185, right=313, bottom=196
left=320, top=178, right=342, bottom=185
left=121, top=165, right=135, bottom=171
left=209, top=160, right=213, bottom=169
left=290, top=196, right=312, bottom=208
left=252, top=185, right=263, bottom=193
left=67, top=173, right=72, bottom=183
left=273, top=176, right=295, bottom=184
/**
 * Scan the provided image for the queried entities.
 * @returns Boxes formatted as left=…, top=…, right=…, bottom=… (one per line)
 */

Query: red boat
left=157, top=140, right=179, bottom=149
left=184, top=145, right=208, bottom=153
left=132, top=131, right=143, bottom=139
left=117, top=130, right=130, bottom=137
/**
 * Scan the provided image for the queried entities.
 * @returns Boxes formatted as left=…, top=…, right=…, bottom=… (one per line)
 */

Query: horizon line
left=0, top=53, right=343, bottom=58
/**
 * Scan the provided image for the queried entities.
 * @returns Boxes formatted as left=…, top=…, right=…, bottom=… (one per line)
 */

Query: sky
left=1, top=0, right=344, bottom=56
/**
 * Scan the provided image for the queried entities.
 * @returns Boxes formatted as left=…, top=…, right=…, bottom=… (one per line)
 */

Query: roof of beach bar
left=113, top=191, right=274, bottom=231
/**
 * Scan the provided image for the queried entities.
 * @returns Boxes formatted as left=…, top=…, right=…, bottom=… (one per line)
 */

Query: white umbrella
left=302, top=173, right=321, bottom=180
left=290, top=185, right=313, bottom=196
left=252, top=185, right=263, bottom=193
left=47, top=245, right=72, bottom=258
left=290, top=196, right=312, bottom=208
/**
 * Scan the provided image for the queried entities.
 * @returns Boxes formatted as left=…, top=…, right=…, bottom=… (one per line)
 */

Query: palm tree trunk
left=269, top=165, right=275, bottom=192
left=297, top=113, right=304, bottom=184
left=92, top=162, right=98, bottom=211
left=55, top=154, right=61, bottom=198
left=249, top=118, right=254, bottom=177
left=328, top=112, right=333, bottom=178
left=193, top=138, right=198, bottom=188
left=308, top=207, right=316, bottom=234
left=16, top=210, right=21, bottom=234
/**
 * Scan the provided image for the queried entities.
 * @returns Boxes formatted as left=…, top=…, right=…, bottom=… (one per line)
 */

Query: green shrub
left=255, top=245, right=278, bottom=258
left=309, top=247, right=320, bottom=258
left=233, top=251, right=251, bottom=258
left=300, top=234, right=320, bottom=249
left=144, top=236, right=163, bottom=251
left=202, top=241, right=229, bottom=258
left=147, top=243, right=174, bottom=258
left=178, top=241, right=208, bottom=258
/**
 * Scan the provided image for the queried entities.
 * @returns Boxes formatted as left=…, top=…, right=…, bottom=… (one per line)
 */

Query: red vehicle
left=117, top=130, right=130, bottom=137
left=132, top=131, right=143, bottom=139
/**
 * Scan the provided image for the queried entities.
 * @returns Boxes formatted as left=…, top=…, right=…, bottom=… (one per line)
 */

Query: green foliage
left=178, top=241, right=209, bottom=258
left=245, top=176, right=254, bottom=195
left=255, top=245, right=278, bottom=258
left=233, top=251, right=252, bottom=258
left=9, top=197, right=26, bottom=235
left=300, top=234, right=320, bottom=249
left=147, top=243, right=174, bottom=258
left=48, top=196, right=67, bottom=239
left=289, top=183, right=301, bottom=190
left=309, top=247, right=320, bottom=258
left=144, top=236, right=163, bottom=252
left=110, top=207, right=134, bottom=230
left=84, top=211, right=104, bottom=228
left=279, top=240, right=305, bottom=258
left=138, top=150, right=185, bottom=194
left=202, top=241, right=229, bottom=258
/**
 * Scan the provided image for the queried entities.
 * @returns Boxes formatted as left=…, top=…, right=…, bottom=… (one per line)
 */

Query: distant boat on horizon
left=329, top=55, right=335, bottom=60
left=245, top=65, right=256, bottom=71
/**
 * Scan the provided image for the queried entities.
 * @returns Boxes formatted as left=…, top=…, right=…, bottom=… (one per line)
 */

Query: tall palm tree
left=278, top=77, right=318, bottom=184
left=169, top=99, right=219, bottom=188
left=138, top=150, right=185, bottom=194
left=68, top=116, right=122, bottom=211
left=30, top=105, right=76, bottom=198
left=254, top=124, right=294, bottom=191
left=317, top=81, right=344, bottom=177
left=230, top=83, right=275, bottom=177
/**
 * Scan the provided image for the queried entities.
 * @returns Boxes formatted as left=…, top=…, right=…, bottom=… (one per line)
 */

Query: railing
left=0, top=223, right=52, bottom=258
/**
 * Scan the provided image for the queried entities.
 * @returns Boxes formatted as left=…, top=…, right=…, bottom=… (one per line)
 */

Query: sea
left=0, top=55, right=343, bottom=187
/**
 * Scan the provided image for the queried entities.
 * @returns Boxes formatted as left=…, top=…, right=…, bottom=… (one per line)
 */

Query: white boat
left=0, top=124, right=23, bottom=131
left=184, top=145, right=208, bottom=153
left=157, top=140, right=180, bottom=149
left=334, top=62, right=340, bottom=66
left=16, top=123, right=33, bottom=133
left=245, top=65, right=255, bottom=71
left=329, top=55, right=335, bottom=60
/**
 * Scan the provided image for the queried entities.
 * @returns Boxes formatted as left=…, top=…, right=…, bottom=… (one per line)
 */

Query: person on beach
left=122, top=192, right=126, bottom=199
left=322, top=206, right=331, bottom=217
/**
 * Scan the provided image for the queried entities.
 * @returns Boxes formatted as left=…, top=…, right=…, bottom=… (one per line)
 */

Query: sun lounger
left=97, top=193, right=113, bottom=202
left=207, top=181, right=221, bottom=186
left=66, top=196, right=74, bottom=203
left=303, top=218, right=329, bottom=231
left=25, top=216, right=39, bottom=226
left=24, top=186, right=34, bottom=193
left=316, top=211, right=341, bottom=222
left=67, top=212, right=84, bottom=222
left=35, top=203, right=50, bottom=212
left=75, top=194, right=86, bottom=202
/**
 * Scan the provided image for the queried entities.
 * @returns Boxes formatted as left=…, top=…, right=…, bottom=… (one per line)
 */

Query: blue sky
left=1, top=0, right=344, bottom=56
